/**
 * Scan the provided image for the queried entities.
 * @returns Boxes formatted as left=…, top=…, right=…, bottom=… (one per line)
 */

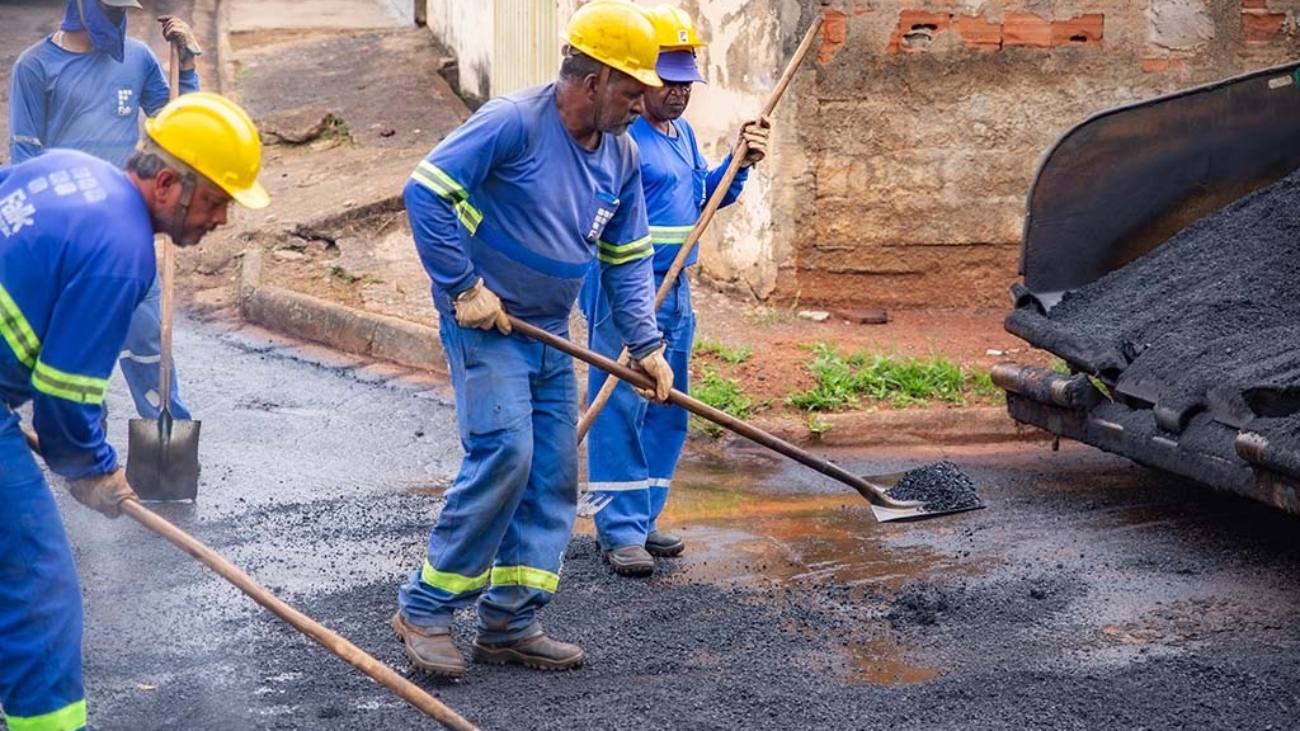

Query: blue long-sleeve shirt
left=627, top=115, right=748, bottom=274
left=8, top=36, right=200, bottom=167
left=404, top=83, right=662, bottom=358
left=0, top=150, right=155, bottom=478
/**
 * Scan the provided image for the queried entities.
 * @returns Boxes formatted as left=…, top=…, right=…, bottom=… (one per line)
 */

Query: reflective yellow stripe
left=491, top=565, right=560, bottom=594
left=32, top=360, right=109, bottom=405
left=0, top=282, right=40, bottom=368
left=421, top=560, right=490, bottom=595
left=5, top=699, right=87, bottom=731
left=597, top=235, right=653, bottom=265
left=410, top=161, right=468, bottom=203
left=455, top=201, right=483, bottom=235
left=649, top=225, right=693, bottom=245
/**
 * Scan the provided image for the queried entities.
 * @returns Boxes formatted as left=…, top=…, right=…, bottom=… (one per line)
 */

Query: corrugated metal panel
left=492, top=0, right=559, bottom=96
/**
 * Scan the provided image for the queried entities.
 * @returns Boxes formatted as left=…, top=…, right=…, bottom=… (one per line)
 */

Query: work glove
left=158, top=16, right=203, bottom=60
left=454, top=279, right=512, bottom=335
left=632, top=344, right=674, bottom=403
left=68, top=468, right=138, bottom=519
left=738, top=116, right=771, bottom=168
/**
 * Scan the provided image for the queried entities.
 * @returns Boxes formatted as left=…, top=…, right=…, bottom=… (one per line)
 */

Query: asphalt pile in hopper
left=1004, top=167, right=1300, bottom=449
left=886, top=460, right=983, bottom=513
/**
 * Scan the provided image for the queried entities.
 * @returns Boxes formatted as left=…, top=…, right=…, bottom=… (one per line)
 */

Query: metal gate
left=492, top=0, right=559, bottom=96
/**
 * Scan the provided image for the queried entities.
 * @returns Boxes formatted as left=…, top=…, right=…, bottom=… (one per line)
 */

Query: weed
left=786, top=343, right=992, bottom=410
left=329, top=263, right=361, bottom=284
left=807, top=413, right=833, bottom=436
left=1050, top=358, right=1071, bottom=374
left=695, top=337, right=753, bottom=364
left=689, top=364, right=758, bottom=437
left=320, top=115, right=352, bottom=141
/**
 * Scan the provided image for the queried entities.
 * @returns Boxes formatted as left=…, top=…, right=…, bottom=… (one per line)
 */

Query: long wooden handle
left=158, top=44, right=181, bottom=415
left=576, top=16, right=825, bottom=443
left=509, top=316, right=912, bottom=510
left=119, top=500, right=484, bottom=731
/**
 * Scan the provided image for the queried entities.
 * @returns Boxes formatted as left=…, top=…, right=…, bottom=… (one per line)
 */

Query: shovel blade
left=862, top=471, right=986, bottom=523
left=126, top=416, right=201, bottom=501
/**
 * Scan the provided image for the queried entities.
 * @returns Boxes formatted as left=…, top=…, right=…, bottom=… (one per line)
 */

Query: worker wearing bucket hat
left=0, top=91, right=266, bottom=731
left=393, top=0, right=673, bottom=678
left=581, top=4, right=771, bottom=576
left=9, top=0, right=206, bottom=431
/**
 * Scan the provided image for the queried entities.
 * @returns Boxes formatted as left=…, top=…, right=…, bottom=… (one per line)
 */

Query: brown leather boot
left=603, top=544, right=654, bottom=576
left=391, top=611, right=466, bottom=678
left=645, top=530, right=685, bottom=557
left=471, top=631, right=586, bottom=670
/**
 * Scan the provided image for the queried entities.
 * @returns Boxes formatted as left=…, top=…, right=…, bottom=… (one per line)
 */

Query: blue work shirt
left=628, top=115, right=747, bottom=274
left=8, top=36, right=200, bottom=167
left=0, top=150, right=155, bottom=478
left=404, top=83, right=661, bottom=358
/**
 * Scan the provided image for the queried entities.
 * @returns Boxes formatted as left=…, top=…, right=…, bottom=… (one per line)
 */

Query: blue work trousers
left=580, top=272, right=694, bottom=550
left=0, top=409, right=87, bottom=731
left=398, top=316, right=579, bottom=644
left=117, top=275, right=191, bottom=420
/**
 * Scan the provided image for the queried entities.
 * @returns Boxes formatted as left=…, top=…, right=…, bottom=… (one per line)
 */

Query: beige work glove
left=738, top=116, right=771, bottom=168
left=632, top=344, right=674, bottom=403
left=454, top=279, right=512, bottom=335
left=68, top=468, right=138, bottom=519
left=158, top=16, right=203, bottom=60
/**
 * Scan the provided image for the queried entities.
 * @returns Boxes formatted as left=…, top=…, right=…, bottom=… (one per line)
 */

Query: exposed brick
left=818, top=8, right=848, bottom=65
left=1242, top=11, right=1286, bottom=42
left=1241, top=0, right=1269, bottom=8
left=888, top=10, right=952, bottom=53
left=1140, top=57, right=1189, bottom=73
left=1003, top=12, right=1052, bottom=48
left=952, top=14, right=1001, bottom=52
left=1051, top=14, right=1104, bottom=46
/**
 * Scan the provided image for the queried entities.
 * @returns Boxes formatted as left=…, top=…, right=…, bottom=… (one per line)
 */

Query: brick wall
left=778, top=0, right=1300, bottom=309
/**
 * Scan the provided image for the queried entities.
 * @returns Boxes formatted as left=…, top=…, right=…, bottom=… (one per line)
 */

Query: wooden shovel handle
left=509, top=316, right=913, bottom=510
left=576, top=16, right=825, bottom=443
left=120, top=500, right=484, bottom=731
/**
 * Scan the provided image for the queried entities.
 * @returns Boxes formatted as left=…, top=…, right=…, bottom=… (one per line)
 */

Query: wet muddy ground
left=11, top=317, right=1300, bottom=731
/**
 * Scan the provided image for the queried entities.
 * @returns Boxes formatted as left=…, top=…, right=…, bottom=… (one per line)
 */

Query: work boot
left=391, top=611, right=466, bottom=678
left=472, top=631, right=586, bottom=671
left=603, top=544, right=654, bottom=576
left=645, top=530, right=685, bottom=557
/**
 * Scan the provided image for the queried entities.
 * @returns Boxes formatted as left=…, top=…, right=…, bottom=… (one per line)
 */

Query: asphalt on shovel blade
left=867, top=461, right=986, bottom=523
left=126, top=415, right=201, bottom=501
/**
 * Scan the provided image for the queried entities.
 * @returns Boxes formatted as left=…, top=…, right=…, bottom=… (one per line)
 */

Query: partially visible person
left=581, top=3, right=770, bottom=577
left=0, top=92, right=268, bottom=731
left=9, top=0, right=205, bottom=422
left=393, top=0, right=673, bottom=678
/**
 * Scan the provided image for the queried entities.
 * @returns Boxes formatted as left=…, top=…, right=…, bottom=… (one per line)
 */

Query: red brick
left=1241, top=0, right=1269, bottom=8
left=1051, top=14, right=1103, bottom=46
left=818, top=8, right=848, bottom=65
left=952, top=14, right=1001, bottom=52
left=1003, top=12, right=1052, bottom=48
left=1140, top=57, right=1189, bottom=74
left=887, top=10, right=951, bottom=53
left=1243, top=11, right=1286, bottom=42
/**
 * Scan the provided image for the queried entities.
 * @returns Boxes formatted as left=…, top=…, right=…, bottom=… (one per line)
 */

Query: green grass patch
left=689, top=363, right=760, bottom=437
left=695, top=337, right=753, bottom=364
left=785, top=343, right=994, bottom=410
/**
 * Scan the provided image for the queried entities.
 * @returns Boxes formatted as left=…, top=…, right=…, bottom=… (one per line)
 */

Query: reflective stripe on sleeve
left=32, top=360, right=109, bottom=405
left=410, top=161, right=468, bottom=203
left=649, top=225, right=694, bottom=246
left=597, top=235, right=653, bottom=265
left=5, top=699, right=87, bottom=731
left=490, top=565, right=560, bottom=594
left=0, top=282, right=40, bottom=368
left=421, top=559, right=490, bottom=596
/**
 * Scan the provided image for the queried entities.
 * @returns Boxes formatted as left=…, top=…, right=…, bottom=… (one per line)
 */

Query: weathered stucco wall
left=427, top=0, right=495, bottom=98
left=790, top=0, right=1300, bottom=309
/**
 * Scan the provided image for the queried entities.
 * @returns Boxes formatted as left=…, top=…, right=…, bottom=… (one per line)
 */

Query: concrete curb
left=238, top=250, right=1040, bottom=447
left=238, top=249, right=445, bottom=371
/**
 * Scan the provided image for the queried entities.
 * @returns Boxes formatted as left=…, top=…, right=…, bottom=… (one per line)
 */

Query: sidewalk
left=181, top=0, right=1046, bottom=447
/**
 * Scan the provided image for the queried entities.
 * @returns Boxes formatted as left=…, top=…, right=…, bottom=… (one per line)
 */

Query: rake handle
left=509, top=316, right=909, bottom=509
left=575, top=16, right=825, bottom=444
left=119, top=500, right=483, bottom=731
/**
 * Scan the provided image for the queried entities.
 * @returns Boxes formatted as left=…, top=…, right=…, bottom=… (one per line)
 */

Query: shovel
left=126, top=42, right=200, bottom=501
left=509, top=317, right=979, bottom=522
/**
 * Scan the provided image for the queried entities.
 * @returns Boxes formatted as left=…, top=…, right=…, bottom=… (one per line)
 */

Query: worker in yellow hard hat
left=392, top=0, right=673, bottom=677
left=0, top=91, right=265, bottom=731
left=581, top=4, right=771, bottom=576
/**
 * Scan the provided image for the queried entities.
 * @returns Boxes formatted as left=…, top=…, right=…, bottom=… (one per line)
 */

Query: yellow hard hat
left=564, top=0, right=662, bottom=87
left=647, top=4, right=706, bottom=50
left=144, top=92, right=270, bottom=210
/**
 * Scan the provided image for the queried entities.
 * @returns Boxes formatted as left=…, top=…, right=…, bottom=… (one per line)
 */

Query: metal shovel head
left=864, top=470, right=986, bottom=523
left=126, top=412, right=201, bottom=501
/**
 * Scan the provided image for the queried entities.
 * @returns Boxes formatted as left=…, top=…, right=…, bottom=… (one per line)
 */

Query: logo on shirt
left=586, top=192, right=620, bottom=242
left=0, top=190, right=37, bottom=238
left=116, top=87, right=135, bottom=117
